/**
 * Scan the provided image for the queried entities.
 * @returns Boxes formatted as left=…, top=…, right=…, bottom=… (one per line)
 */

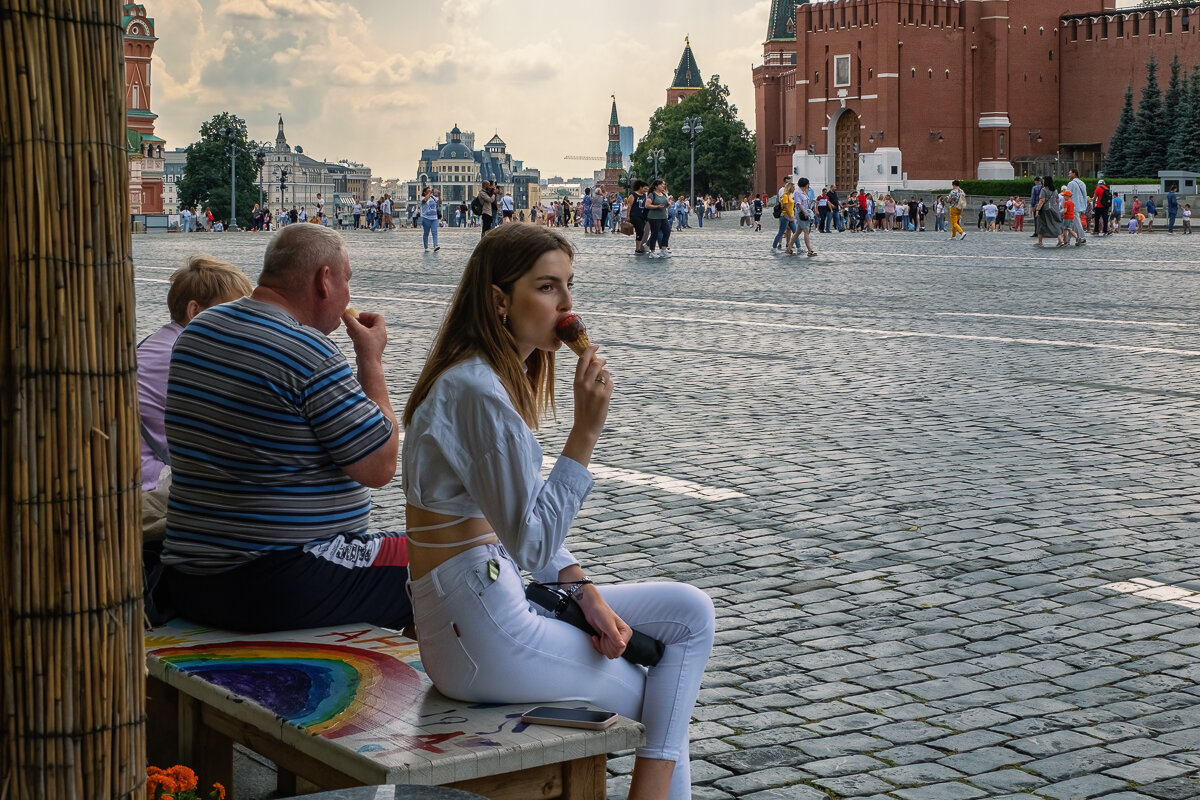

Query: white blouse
left=402, top=357, right=589, bottom=582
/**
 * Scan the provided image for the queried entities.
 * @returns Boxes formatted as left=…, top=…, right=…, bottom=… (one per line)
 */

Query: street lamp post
left=619, top=167, right=636, bottom=193
left=219, top=123, right=244, bottom=231
left=681, top=116, right=704, bottom=209
left=256, top=146, right=266, bottom=209
left=646, top=148, right=665, bottom=180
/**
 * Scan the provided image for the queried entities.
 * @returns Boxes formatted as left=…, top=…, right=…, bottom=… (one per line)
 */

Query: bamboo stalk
left=2, top=1, right=145, bottom=797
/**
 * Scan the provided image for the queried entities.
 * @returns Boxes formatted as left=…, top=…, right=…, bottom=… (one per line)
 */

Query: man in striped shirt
left=162, top=224, right=411, bottom=632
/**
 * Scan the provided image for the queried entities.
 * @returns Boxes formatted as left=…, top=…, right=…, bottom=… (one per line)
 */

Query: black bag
left=471, top=196, right=483, bottom=215
left=526, top=582, right=665, bottom=667
left=772, top=202, right=782, bottom=219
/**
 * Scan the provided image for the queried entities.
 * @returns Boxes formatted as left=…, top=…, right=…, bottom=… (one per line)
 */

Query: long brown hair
left=403, top=224, right=575, bottom=429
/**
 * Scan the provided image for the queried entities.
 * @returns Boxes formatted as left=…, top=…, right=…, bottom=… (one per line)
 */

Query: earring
left=503, top=313, right=508, bottom=326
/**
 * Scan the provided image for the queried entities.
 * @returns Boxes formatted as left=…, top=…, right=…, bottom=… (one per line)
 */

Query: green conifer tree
left=1105, top=86, right=1136, bottom=177
left=1167, top=62, right=1195, bottom=171
left=1129, top=55, right=1165, bottom=177
left=1184, top=67, right=1200, bottom=173
left=1163, top=55, right=1185, bottom=169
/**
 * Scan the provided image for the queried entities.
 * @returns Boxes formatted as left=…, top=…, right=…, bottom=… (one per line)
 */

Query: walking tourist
left=1066, top=170, right=1088, bottom=245
left=1092, top=180, right=1111, bottom=236
left=1057, top=189, right=1085, bottom=247
left=421, top=187, right=441, bottom=252
left=475, top=181, right=497, bottom=235
left=772, top=179, right=797, bottom=254
left=1034, top=176, right=1062, bottom=247
left=947, top=181, right=967, bottom=240
left=645, top=179, right=672, bottom=258
left=628, top=179, right=648, bottom=255
left=792, top=178, right=817, bottom=257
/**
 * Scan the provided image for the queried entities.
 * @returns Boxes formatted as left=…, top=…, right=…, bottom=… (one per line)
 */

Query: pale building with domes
left=403, top=125, right=540, bottom=219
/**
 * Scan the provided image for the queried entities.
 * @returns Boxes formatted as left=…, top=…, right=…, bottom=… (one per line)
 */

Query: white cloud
left=149, top=1, right=766, bottom=180
left=215, top=0, right=339, bottom=20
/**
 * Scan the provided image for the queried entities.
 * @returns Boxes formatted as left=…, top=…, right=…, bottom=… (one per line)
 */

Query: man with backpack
left=1093, top=179, right=1111, bottom=236
left=753, top=195, right=764, bottom=231
left=947, top=180, right=967, bottom=240
left=472, top=181, right=495, bottom=236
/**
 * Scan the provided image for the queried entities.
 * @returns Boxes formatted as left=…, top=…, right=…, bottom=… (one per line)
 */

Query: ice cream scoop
left=555, top=314, right=592, bottom=356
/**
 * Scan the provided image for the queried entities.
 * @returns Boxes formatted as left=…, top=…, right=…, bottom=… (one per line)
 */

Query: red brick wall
left=1060, top=9, right=1200, bottom=148
left=753, top=0, right=1197, bottom=182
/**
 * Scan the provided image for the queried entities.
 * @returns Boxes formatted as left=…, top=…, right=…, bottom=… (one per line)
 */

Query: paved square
left=133, top=220, right=1200, bottom=799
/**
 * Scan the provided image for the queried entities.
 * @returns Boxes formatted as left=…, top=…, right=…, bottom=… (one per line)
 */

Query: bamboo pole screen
left=1, top=1, right=146, bottom=798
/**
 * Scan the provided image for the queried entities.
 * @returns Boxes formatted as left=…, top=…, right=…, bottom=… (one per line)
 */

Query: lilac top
left=136, top=321, right=183, bottom=490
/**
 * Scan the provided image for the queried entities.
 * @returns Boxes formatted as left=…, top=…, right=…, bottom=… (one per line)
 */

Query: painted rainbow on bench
left=153, top=640, right=423, bottom=737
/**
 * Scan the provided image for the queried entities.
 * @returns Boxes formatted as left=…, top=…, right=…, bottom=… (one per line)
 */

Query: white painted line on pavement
left=588, top=310, right=1200, bottom=358
left=934, top=312, right=1190, bottom=327
left=822, top=248, right=1200, bottom=267
left=625, top=298, right=1192, bottom=329
left=1100, top=577, right=1200, bottom=611
left=351, top=294, right=449, bottom=306
left=545, top=457, right=746, bottom=501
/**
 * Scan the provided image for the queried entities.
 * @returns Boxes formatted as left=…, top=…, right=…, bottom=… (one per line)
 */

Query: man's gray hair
left=260, top=224, right=346, bottom=286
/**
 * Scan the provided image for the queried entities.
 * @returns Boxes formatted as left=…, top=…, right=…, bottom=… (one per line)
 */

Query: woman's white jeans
left=409, top=543, right=715, bottom=800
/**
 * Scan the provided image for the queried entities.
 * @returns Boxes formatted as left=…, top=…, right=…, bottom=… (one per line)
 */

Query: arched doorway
left=834, top=110, right=861, bottom=189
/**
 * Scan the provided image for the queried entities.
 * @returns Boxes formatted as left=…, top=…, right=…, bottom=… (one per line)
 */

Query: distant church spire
left=275, top=113, right=290, bottom=153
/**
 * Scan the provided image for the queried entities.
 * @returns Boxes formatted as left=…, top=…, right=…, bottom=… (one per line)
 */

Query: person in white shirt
left=402, top=224, right=714, bottom=800
left=740, top=198, right=751, bottom=227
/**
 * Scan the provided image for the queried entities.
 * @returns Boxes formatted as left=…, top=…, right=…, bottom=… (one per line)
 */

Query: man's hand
left=576, top=585, right=631, bottom=660
left=343, top=309, right=387, bottom=363
left=338, top=308, right=398, bottom=489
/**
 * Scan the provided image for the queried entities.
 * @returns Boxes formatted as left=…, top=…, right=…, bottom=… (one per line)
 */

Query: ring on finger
left=596, top=375, right=606, bottom=385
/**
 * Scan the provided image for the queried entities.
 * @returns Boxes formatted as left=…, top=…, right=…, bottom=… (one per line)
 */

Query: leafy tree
left=176, top=112, right=264, bottom=229
left=630, top=75, right=756, bottom=200
left=1106, top=86, right=1136, bottom=177
left=1128, top=55, right=1166, bottom=177
left=1163, top=55, right=1185, bottom=169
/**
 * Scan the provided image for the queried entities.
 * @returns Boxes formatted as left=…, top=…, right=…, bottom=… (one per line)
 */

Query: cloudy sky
left=149, top=0, right=774, bottom=181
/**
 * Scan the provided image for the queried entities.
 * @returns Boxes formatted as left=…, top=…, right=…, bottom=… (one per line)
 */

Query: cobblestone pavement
left=134, top=220, right=1200, bottom=800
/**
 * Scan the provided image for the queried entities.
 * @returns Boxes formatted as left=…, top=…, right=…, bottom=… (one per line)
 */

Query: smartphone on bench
left=521, top=706, right=619, bottom=730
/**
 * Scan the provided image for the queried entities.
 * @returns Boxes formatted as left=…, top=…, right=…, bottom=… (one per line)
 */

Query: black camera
left=526, top=582, right=665, bottom=668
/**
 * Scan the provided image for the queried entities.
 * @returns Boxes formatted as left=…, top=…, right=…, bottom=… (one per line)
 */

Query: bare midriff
left=406, top=504, right=499, bottom=580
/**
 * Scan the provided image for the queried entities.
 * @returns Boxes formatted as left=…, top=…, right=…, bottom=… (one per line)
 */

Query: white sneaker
left=647, top=251, right=659, bottom=259
left=661, top=249, right=673, bottom=258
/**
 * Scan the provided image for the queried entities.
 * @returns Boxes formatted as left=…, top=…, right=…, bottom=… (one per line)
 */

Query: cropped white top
left=402, top=357, right=590, bottom=582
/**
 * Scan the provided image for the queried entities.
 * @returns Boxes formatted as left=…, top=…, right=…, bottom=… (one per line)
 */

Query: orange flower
left=211, top=783, right=226, bottom=800
left=146, top=772, right=176, bottom=797
left=167, top=765, right=198, bottom=792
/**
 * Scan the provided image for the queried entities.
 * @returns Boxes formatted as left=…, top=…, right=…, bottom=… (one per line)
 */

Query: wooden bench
left=146, top=620, right=644, bottom=799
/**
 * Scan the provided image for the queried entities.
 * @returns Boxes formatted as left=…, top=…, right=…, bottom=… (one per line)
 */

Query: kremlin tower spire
left=603, top=95, right=624, bottom=187
left=667, top=36, right=704, bottom=105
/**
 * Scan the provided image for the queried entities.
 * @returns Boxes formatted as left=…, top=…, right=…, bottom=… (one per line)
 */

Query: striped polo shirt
left=162, top=297, right=393, bottom=574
